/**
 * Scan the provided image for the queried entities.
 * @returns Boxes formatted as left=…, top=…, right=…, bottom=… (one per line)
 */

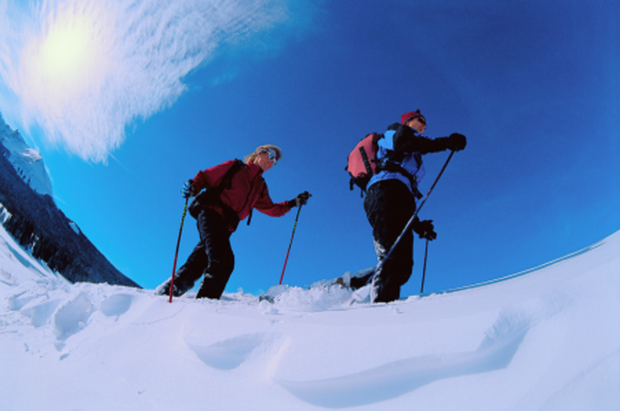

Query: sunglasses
left=260, top=148, right=279, bottom=165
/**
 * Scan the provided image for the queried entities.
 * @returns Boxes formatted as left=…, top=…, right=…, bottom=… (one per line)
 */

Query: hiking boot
left=155, top=281, right=182, bottom=297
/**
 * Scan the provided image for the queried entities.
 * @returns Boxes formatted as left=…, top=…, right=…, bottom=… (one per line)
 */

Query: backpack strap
left=245, top=183, right=266, bottom=226
left=359, top=145, right=373, bottom=176
left=188, top=159, right=245, bottom=220
left=212, top=159, right=244, bottom=197
left=376, top=159, right=424, bottom=199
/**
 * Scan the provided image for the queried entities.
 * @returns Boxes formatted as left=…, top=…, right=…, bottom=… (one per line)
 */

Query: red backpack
left=346, top=132, right=384, bottom=193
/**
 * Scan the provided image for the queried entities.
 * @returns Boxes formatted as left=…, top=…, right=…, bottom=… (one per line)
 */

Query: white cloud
left=0, top=0, right=306, bottom=162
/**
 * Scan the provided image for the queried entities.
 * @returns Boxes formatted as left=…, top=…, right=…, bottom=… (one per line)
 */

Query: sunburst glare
left=1, top=0, right=301, bottom=161
left=39, top=19, right=97, bottom=90
left=28, top=5, right=105, bottom=103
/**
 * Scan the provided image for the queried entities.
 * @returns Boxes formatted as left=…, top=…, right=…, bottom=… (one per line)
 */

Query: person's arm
left=255, top=189, right=311, bottom=217
left=393, top=125, right=467, bottom=154
left=253, top=183, right=292, bottom=217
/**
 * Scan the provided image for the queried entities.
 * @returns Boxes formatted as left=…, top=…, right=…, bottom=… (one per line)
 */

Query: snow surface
left=1, top=223, right=619, bottom=411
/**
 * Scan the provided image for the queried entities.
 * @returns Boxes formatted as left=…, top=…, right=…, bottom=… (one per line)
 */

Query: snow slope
left=1, top=223, right=619, bottom=411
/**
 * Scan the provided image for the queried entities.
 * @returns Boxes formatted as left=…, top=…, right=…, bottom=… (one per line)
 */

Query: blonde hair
left=244, top=144, right=282, bottom=163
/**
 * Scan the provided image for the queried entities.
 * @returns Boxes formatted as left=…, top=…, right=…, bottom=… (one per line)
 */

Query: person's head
left=401, top=110, right=426, bottom=134
left=245, top=144, right=282, bottom=171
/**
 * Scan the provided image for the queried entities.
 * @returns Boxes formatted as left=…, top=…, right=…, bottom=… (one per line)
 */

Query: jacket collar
left=246, top=160, right=264, bottom=176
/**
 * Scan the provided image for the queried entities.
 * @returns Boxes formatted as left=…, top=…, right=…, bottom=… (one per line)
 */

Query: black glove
left=181, top=180, right=196, bottom=198
left=412, top=218, right=437, bottom=241
left=447, top=133, right=467, bottom=151
left=288, top=191, right=312, bottom=207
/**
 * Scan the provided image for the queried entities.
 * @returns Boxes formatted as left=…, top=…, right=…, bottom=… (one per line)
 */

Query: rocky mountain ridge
left=0, top=114, right=139, bottom=288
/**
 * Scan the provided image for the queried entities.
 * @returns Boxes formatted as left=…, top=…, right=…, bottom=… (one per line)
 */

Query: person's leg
left=364, top=180, right=415, bottom=303
left=195, top=209, right=235, bottom=300
left=155, top=238, right=208, bottom=297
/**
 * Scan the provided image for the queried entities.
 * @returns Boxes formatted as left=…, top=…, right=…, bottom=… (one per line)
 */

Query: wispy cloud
left=0, top=0, right=312, bottom=162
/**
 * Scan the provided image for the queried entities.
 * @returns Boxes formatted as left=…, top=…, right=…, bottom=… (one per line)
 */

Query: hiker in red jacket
left=156, top=145, right=310, bottom=299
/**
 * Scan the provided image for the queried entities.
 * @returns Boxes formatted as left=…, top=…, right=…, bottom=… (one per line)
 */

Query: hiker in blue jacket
left=364, top=110, right=467, bottom=303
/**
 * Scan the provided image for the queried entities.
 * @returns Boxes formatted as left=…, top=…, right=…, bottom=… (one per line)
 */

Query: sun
left=40, top=22, right=94, bottom=83
left=31, top=7, right=105, bottom=100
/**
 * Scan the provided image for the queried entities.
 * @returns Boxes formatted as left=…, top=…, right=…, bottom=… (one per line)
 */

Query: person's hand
left=290, top=191, right=312, bottom=207
left=412, top=218, right=437, bottom=241
left=181, top=180, right=196, bottom=198
left=447, top=133, right=467, bottom=151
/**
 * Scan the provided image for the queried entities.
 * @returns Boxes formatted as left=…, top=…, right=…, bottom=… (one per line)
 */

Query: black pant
left=364, top=180, right=415, bottom=303
left=162, top=208, right=235, bottom=299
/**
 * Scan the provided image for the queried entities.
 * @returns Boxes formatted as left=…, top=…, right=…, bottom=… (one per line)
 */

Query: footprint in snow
left=53, top=292, right=93, bottom=341
left=277, top=310, right=531, bottom=408
left=100, top=293, right=134, bottom=318
left=186, top=333, right=277, bottom=370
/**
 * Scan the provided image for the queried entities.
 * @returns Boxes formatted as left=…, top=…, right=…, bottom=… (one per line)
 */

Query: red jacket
left=192, top=160, right=292, bottom=231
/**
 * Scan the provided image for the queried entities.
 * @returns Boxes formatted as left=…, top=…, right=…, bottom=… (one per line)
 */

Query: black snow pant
left=157, top=208, right=234, bottom=299
left=364, top=180, right=415, bottom=303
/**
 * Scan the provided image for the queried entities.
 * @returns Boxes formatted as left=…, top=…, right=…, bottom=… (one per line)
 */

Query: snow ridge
left=1, top=224, right=619, bottom=411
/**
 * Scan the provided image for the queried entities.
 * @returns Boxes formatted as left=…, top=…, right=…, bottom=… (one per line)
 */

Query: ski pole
left=279, top=204, right=303, bottom=285
left=169, top=197, right=189, bottom=303
left=373, top=150, right=455, bottom=279
left=420, top=239, right=429, bottom=294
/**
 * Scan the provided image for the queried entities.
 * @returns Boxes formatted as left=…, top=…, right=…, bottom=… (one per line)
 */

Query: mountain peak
left=0, top=114, right=52, bottom=197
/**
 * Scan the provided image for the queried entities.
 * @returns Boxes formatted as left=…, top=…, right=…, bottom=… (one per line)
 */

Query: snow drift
left=1, top=223, right=619, bottom=410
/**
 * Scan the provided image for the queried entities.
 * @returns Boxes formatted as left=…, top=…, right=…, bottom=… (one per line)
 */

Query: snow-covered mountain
left=1, top=219, right=618, bottom=411
left=0, top=112, right=138, bottom=288
left=0, top=114, right=52, bottom=196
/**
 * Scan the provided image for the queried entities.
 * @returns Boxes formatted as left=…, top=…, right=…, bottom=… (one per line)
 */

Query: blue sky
left=0, top=0, right=618, bottom=297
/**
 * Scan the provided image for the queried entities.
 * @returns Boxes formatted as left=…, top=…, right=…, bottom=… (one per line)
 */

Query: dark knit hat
left=400, top=110, right=425, bottom=125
